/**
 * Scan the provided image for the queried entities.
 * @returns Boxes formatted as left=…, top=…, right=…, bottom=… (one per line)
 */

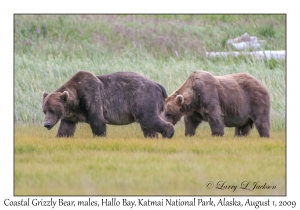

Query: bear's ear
left=176, top=94, right=184, bottom=105
left=43, top=92, right=48, bottom=100
left=60, top=91, right=69, bottom=102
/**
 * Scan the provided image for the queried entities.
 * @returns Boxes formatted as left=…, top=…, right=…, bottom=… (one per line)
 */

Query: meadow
left=14, top=14, right=286, bottom=195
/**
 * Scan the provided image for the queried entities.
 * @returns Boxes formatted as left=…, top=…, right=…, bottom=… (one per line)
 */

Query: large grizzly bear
left=42, top=71, right=174, bottom=138
left=163, top=70, right=270, bottom=137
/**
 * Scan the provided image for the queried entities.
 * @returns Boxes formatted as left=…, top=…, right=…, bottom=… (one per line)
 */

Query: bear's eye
left=165, top=113, right=172, bottom=118
left=49, top=109, right=55, bottom=114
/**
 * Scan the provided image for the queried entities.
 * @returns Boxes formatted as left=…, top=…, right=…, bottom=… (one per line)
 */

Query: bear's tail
left=157, top=83, right=168, bottom=99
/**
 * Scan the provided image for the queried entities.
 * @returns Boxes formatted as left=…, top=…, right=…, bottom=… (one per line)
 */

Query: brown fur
left=163, top=70, right=270, bottom=137
left=42, top=71, right=174, bottom=138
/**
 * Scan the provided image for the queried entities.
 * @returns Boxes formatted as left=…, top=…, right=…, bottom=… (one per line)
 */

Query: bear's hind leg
left=254, top=119, right=270, bottom=138
left=234, top=121, right=254, bottom=137
left=140, top=125, right=159, bottom=138
left=138, top=116, right=174, bottom=138
left=57, top=119, right=76, bottom=137
left=251, top=112, right=270, bottom=138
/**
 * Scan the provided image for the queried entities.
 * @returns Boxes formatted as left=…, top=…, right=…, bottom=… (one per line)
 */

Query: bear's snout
left=44, top=122, right=52, bottom=130
left=168, top=130, right=175, bottom=138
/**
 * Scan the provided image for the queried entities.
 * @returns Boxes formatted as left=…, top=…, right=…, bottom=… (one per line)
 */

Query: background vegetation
left=14, top=14, right=286, bottom=195
left=14, top=14, right=285, bottom=129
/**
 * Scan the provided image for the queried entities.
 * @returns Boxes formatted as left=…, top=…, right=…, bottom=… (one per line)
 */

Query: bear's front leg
left=208, top=117, right=224, bottom=136
left=194, top=81, right=225, bottom=136
left=89, top=120, right=107, bottom=137
left=57, top=119, right=77, bottom=137
left=86, top=103, right=108, bottom=137
left=201, top=104, right=224, bottom=136
left=184, top=113, right=202, bottom=136
left=88, top=112, right=107, bottom=137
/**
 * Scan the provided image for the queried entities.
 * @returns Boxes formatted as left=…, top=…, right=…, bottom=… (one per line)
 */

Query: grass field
left=15, top=124, right=285, bottom=196
left=14, top=14, right=286, bottom=195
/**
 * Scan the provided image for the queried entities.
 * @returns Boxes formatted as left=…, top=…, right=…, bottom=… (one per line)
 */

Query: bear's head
left=42, top=91, right=69, bottom=130
left=163, top=94, right=186, bottom=125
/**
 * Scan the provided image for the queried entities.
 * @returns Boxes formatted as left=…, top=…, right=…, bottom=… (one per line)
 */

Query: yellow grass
left=14, top=123, right=286, bottom=196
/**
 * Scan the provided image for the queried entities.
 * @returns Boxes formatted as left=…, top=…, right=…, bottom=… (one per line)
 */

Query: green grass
left=15, top=124, right=285, bottom=195
left=14, top=14, right=286, bottom=196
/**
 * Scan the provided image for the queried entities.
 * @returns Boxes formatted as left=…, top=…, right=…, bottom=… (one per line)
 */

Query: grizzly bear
left=163, top=70, right=270, bottom=137
left=42, top=71, right=174, bottom=138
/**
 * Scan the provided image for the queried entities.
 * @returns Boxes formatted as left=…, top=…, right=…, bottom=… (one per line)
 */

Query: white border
left=2, top=1, right=298, bottom=209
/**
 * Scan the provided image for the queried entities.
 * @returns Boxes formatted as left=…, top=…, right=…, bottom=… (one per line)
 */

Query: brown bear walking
left=42, top=71, right=174, bottom=138
left=163, top=70, right=270, bottom=137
